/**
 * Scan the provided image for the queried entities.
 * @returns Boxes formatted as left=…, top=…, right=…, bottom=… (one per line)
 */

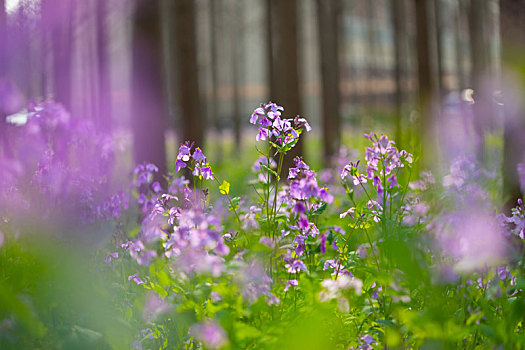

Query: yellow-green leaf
left=219, top=180, right=230, bottom=195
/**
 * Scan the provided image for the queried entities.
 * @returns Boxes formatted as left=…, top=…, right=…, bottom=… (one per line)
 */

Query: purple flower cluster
left=132, top=163, right=161, bottom=215
left=163, top=207, right=229, bottom=276
left=341, top=133, right=412, bottom=196
left=277, top=157, right=335, bottom=278
left=350, top=334, right=377, bottom=350
left=249, top=102, right=311, bottom=150
left=500, top=198, right=525, bottom=239
left=235, top=261, right=280, bottom=306
left=175, top=142, right=213, bottom=180
left=431, top=209, right=507, bottom=274
left=0, top=101, right=118, bottom=230
left=95, top=191, right=129, bottom=221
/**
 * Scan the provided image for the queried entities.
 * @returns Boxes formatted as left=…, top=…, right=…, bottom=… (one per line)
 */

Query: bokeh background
left=1, top=0, right=524, bottom=204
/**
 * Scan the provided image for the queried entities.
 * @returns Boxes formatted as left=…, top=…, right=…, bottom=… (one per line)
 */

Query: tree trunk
left=434, top=0, right=445, bottom=95
left=131, top=0, right=167, bottom=178
left=414, top=0, right=438, bottom=165
left=0, top=0, right=8, bottom=157
left=316, top=0, right=341, bottom=167
left=392, top=0, right=407, bottom=146
left=365, top=0, right=377, bottom=107
left=231, top=0, right=243, bottom=151
left=501, top=0, right=525, bottom=209
left=272, top=0, right=302, bottom=175
left=208, top=0, right=220, bottom=145
left=49, top=0, right=74, bottom=112
left=454, top=0, right=466, bottom=90
left=468, top=0, right=491, bottom=161
left=266, top=0, right=276, bottom=100
left=173, top=0, right=204, bottom=148
left=95, top=0, right=112, bottom=133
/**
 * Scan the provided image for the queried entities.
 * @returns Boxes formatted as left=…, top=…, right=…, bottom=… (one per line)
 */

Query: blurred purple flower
left=128, top=274, right=145, bottom=285
left=143, top=293, right=172, bottom=322
left=190, top=320, right=228, bottom=349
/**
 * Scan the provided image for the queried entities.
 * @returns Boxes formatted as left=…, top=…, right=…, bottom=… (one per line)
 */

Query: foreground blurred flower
left=143, top=294, right=172, bottom=322
left=433, top=209, right=507, bottom=273
left=235, top=261, right=279, bottom=305
left=190, top=320, right=228, bottom=349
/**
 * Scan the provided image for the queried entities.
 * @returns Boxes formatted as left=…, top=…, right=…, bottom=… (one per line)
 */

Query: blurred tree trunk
left=95, top=0, right=112, bottom=133
left=48, top=0, right=74, bottom=112
left=131, top=0, right=167, bottom=178
left=16, top=4, right=32, bottom=100
left=231, top=0, right=243, bottom=151
left=365, top=0, right=377, bottom=107
left=434, top=0, right=445, bottom=95
left=0, top=0, right=8, bottom=157
left=501, top=0, right=525, bottom=208
left=454, top=0, right=467, bottom=90
left=414, top=0, right=438, bottom=166
left=173, top=0, right=204, bottom=148
left=272, top=0, right=302, bottom=175
left=208, top=0, right=221, bottom=154
left=316, top=0, right=341, bottom=167
left=468, top=0, right=491, bottom=161
left=392, top=0, right=407, bottom=146
left=266, top=0, right=276, bottom=99
left=342, top=0, right=356, bottom=107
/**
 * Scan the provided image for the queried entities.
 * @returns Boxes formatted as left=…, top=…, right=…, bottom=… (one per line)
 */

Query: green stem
left=271, top=152, right=285, bottom=238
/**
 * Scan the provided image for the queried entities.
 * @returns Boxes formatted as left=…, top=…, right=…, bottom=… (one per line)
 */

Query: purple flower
left=152, top=181, right=162, bottom=193
left=298, top=214, right=309, bottom=230
left=128, top=274, right=145, bottom=285
left=190, top=321, right=228, bottom=349
left=250, top=107, right=265, bottom=124
left=175, top=159, right=187, bottom=173
left=192, top=147, right=206, bottom=162
left=497, top=266, right=510, bottom=280
left=259, top=116, right=272, bottom=127
left=293, top=201, right=307, bottom=213
left=319, top=188, right=334, bottom=203
left=146, top=164, right=159, bottom=173
left=285, top=259, right=307, bottom=273
left=177, top=142, right=193, bottom=162
left=256, top=128, right=270, bottom=141
left=387, top=174, right=398, bottom=188
left=361, top=334, right=377, bottom=345
left=352, top=174, right=367, bottom=186
left=294, top=117, right=312, bottom=132
left=320, top=233, right=327, bottom=254
left=340, top=207, right=355, bottom=219
left=259, top=236, right=275, bottom=249
left=105, top=252, right=118, bottom=264
left=143, top=293, right=172, bottom=322
left=200, top=166, right=214, bottom=180
left=284, top=279, right=298, bottom=292
left=236, top=261, right=275, bottom=304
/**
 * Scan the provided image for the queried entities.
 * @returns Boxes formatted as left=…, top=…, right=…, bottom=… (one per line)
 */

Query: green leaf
left=235, top=323, right=262, bottom=343
left=312, top=202, right=327, bottom=215
left=261, top=164, right=278, bottom=177
left=152, top=283, right=168, bottom=297
left=516, top=276, right=525, bottom=290
left=219, top=180, right=230, bottom=195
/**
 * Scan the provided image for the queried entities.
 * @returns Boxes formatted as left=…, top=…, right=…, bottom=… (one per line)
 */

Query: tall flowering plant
left=96, top=102, right=525, bottom=350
